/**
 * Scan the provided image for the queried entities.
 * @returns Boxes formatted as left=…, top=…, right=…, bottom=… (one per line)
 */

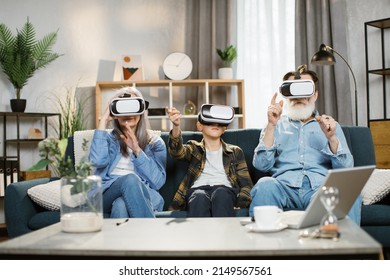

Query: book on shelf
left=0, top=158, right=19, bottom=196
left=0, top=168, right=4, bottom=197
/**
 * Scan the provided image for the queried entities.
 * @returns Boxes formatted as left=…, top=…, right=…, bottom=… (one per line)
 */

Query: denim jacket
left=89, top=129, right=167, bottom=210
left=253, top=114, right=354, bottom=191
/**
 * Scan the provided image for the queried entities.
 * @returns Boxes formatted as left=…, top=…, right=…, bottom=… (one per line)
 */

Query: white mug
left=253, top=205, right=282, bottom=229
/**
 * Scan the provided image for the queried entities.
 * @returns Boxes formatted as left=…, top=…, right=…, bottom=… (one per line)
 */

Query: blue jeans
left=186, top=185, right=238, bottom=217
left=249, top=176, right=362, bottom=225
left=103, top=173, right=155, bottom=218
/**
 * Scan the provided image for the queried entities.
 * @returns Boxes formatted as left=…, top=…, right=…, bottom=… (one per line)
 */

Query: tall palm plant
left=53, top=85, right=88, bottom=139
left=0, top=18, right=62, bottom=99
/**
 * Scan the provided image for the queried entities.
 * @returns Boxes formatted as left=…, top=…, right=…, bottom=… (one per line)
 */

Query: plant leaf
left=27, top=158, right=52, bottom=171
left=0, top=18, right=62, bottom=98
left=58, top=138, right=68, bottom=157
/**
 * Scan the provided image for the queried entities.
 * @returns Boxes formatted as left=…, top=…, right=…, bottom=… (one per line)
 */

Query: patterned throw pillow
left=27, top=180, right=61, bottom=211
left=361, top=169, right=390, bottom=205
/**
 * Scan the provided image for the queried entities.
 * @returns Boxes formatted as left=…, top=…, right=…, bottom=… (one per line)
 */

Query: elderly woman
left=89, top=86, right=166, bottom=218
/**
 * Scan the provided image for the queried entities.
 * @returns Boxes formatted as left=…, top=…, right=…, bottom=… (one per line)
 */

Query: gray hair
left=112, top=86, right=151, bottom=155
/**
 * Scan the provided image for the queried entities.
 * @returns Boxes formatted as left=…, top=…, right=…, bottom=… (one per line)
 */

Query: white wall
left=0, top=0, right=189, bottom=170
left=0, top=0, right=187, bottom=113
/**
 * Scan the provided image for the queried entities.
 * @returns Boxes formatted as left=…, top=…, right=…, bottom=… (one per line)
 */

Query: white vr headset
left=198, top=104, right=234, bottom=126
left=110, top=97, right=149, bottom=116
left=279, top=79, right=315, bottom=98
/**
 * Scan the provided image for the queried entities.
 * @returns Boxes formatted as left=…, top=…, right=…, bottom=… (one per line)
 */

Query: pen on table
left=116, top=218, right=129, bottom=226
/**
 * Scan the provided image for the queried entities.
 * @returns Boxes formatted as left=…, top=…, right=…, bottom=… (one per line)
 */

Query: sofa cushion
left=28, top=211, right=60, bottom=230
left=27, top=180, right=61, bottom=211
left=361, top=169, right=390, bottom=205
left=361, top=204, right=390, bottom=226
left=361, top=226, right=390, bottom=248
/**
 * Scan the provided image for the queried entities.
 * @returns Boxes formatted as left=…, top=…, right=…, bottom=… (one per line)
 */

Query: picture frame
left=121, top=54, right=144, bottom=81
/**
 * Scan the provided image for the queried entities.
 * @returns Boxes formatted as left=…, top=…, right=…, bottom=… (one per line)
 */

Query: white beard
left=284, top=99, right=316, bottom=121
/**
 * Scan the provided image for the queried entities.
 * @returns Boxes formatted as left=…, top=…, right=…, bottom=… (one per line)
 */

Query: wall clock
left=163, top=52, right=193, bottom=80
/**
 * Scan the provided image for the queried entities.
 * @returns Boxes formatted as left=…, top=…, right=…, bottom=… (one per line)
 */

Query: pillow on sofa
left=27, top=178, right=93, bottom=211
left=74, top=129, right=97, bottom=165
left=362, top=169, right=390, bottom=205
left=27, top=179, right=61, bottom=211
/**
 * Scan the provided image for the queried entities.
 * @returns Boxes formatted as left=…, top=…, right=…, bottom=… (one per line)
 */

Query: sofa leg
left=379, top=250, right=385, bottom=260
left=383, top=248, right=390, bottom=260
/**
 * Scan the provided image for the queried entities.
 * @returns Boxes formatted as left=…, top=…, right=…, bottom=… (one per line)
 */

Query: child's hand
left=166, top=106, right=181, bottom=127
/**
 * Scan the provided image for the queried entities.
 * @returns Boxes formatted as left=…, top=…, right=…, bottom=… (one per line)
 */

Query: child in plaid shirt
left=166, top=105, right=253, bottom=217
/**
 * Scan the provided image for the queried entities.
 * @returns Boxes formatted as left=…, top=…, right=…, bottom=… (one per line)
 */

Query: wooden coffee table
left=0, top=217, right=382, bottom=259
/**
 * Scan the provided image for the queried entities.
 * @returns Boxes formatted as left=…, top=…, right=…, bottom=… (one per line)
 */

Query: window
left=236, top=0, right=295, bottom=128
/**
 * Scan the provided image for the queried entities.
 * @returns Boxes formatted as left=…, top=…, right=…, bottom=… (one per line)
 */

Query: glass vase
left=183, top=100, right=197, bottom=115
left=60, top=175, right=103, bottom=233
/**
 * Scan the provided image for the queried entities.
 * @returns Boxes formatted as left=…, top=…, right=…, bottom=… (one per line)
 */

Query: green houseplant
left=216, top=44, right=237, bottom=67
left=216, top=44, right=237, bottom=79
left=50, top=85, right=88, bottom=139
left=28, top=85, right=87, bottom=175
left=0, top=18, right=62, bottom=112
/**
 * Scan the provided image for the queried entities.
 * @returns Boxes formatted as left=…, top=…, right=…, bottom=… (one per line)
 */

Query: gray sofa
left=4, top=127, right=390, bottom=256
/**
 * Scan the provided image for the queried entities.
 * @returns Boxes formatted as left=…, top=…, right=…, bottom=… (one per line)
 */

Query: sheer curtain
left=236, top=0, right=295, bottom=129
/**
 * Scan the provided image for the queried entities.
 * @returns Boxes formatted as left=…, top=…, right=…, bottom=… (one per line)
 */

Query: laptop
left=282, top=165, right=376, bottom=229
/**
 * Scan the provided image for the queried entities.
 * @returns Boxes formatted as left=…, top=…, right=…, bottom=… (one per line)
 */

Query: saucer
left=245, top=223, right=288, bottom=233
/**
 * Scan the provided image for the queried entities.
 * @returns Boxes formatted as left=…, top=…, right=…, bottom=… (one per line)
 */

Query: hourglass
left=320, top=186, right=339, bottom=230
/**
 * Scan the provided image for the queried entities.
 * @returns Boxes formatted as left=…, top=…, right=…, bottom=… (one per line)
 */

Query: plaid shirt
left=168, top=131, right=253, bottom=210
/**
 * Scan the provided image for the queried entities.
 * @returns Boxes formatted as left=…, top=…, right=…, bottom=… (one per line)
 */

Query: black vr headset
left=198, top=104, right=234, bottom=126
left=279, top=79, right=315, bottom=99
left=110, top=97, right=149, bottom=116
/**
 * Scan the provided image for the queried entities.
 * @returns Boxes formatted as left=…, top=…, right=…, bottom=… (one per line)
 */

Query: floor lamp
left=311, top=44, right=358, bottom=125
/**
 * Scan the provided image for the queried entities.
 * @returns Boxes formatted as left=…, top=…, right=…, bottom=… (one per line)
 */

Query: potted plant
left=27, top=85, right=87, bottom=176
left=0, top=18, right=62, bottom=112
left=49, top=84, right=89, bottom=139
left=216, top=44, right=237, bottom=79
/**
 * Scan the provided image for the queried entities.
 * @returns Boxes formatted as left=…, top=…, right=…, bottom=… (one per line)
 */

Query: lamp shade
left=310, top=43, right=358, bottom=125
left=311, top=44, right=336, bottom=65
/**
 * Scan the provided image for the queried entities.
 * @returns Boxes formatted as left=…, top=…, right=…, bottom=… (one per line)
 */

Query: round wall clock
left=163, top=52, right=193, bottom=80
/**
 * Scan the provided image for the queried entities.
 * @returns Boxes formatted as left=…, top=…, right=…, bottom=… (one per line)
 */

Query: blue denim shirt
left=253, top=115, right=354, bottom=191
left=89, top=129, right=167, bottom=211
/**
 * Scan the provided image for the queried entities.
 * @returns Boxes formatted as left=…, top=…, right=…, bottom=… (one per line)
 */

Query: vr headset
left=110, top=97, right=149, bottom=116
left=279, top=79, right=315, bottom=98
left=198, top=104, right=234, bottom=126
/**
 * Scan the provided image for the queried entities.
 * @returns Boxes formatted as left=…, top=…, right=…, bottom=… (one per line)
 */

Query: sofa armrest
left=4, top=178, right=53, bottom=238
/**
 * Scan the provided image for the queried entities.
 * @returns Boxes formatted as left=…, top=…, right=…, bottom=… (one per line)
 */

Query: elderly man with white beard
left=249, top=65, right=362, bottom=225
